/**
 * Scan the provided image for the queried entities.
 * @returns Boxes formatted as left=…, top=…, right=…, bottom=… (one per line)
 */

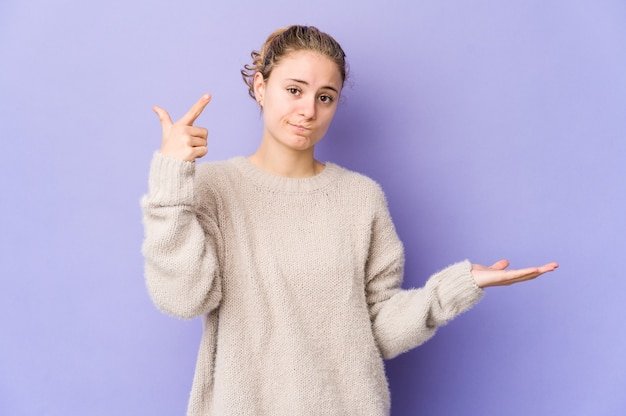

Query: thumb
left=489, top=259, right=510, bottom=270
left=153, top=105, right=173, bottom=128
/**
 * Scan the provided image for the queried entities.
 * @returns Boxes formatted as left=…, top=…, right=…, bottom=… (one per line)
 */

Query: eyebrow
left=287, top=78, right=340, bottom=94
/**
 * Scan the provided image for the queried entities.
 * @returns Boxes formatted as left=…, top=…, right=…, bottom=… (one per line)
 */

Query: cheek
left=266, top=99, right=295, bottom=121
left=321, top=107, right=338, bottom=125
left=262, top=101, right=289, bottom=126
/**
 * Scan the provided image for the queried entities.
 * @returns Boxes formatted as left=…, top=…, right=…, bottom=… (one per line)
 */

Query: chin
left=286, top=135, right=315, bottom=150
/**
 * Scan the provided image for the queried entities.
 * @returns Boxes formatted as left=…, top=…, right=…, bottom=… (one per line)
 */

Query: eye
left=287, top=87, right=301, bottom=96
left=318, top=94, right=334, bottom=104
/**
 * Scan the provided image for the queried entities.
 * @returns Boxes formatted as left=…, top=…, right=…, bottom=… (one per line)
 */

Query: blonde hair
left=241, top=25, right=348, bottom=101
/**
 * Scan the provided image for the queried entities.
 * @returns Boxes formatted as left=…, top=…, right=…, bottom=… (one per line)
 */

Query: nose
left=298, top=97, right=316, bottom=120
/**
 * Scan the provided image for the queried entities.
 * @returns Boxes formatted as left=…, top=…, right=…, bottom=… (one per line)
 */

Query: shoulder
left=328, top=163, right=389, bottom=208
left=193, top=157, right=245, bottom=188
left=331, top=163, right=386, bottom=194
left=189, top=158, right=246, bottom=211
left=196, top=158, right=239, bottom=177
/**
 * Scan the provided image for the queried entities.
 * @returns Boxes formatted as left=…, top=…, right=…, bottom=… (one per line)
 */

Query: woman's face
left=254, top=50, right=343, bottom=153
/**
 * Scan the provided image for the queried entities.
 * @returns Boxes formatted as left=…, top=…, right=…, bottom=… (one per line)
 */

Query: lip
left=288, top=122, right=312, bottom=132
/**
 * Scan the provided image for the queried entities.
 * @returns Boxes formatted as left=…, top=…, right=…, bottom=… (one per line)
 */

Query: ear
left=253, top=72, right=266, bottom=107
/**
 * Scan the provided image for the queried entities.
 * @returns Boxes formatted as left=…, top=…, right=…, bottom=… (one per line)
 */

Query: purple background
left=2, top=0, right=625, bottom=415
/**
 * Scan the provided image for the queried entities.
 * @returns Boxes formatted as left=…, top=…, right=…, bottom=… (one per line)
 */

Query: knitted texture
left=141, top=152, right=484, bottom=416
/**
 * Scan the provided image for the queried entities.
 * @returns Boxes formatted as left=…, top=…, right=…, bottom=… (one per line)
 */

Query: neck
left=248, top=141, right=323, bottom=178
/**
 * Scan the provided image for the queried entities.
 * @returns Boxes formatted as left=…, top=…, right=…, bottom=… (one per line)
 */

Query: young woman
left=142, top=25, right=558, bottom=416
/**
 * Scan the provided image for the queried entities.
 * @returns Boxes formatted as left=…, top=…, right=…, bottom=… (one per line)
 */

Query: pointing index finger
left=180, top=94, right=211, bottom=126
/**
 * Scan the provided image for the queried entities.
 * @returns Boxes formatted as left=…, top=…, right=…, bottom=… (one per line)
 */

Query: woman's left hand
left=471, top=259, right=559, bottom=288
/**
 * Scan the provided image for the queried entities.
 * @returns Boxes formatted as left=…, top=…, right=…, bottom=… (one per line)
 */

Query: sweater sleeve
left=365, top=188, right=484, bottom=359
left=141, top=152, right=222, bottom=319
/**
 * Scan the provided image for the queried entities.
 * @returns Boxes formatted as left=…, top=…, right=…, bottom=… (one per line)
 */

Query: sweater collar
left=230, top=156, right=341, bottom=194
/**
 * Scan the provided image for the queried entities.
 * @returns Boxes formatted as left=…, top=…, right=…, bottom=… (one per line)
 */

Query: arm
left=141, top=153, right=222, bottom=319
left=366, top=239, right=482, bottom=359
left=365, top=189, right=558, bottom=359
left=364, top=188, right=481, bottom=359
left=141, top=95, right=222, bottom=319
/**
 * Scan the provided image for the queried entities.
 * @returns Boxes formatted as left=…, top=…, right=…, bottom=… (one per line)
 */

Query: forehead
left=271, top=50, right=343, bottom=89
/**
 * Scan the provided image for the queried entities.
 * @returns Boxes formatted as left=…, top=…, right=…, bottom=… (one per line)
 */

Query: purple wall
left=2, top=0, right=625, bottom=414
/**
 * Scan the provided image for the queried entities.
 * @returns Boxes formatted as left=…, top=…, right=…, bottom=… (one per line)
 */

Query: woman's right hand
left=153, top=94, right=211, bottom=162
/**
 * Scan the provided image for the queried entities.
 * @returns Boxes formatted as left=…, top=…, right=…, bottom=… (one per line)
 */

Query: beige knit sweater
left=141, top=152, right=484, bottom=416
